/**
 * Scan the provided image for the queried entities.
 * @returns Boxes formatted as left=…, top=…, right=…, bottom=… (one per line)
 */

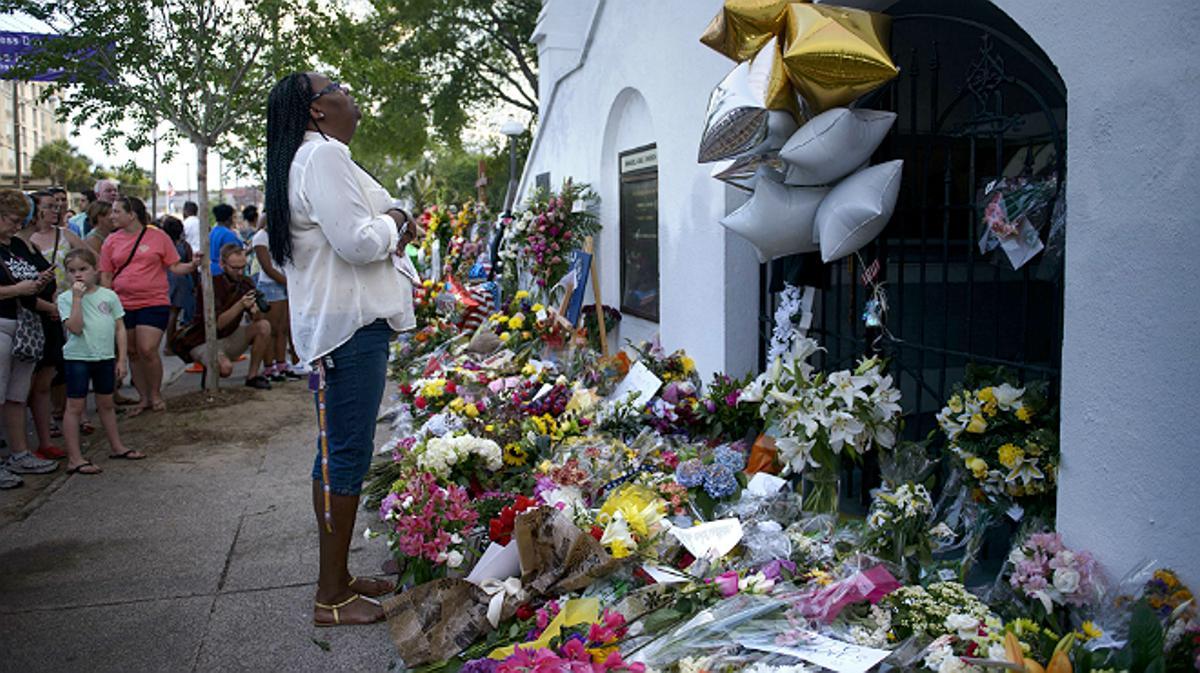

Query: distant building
left=0, top=80, right=67, bottom=186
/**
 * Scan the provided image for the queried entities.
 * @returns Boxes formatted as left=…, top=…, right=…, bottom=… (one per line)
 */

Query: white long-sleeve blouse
left=285, top=131, right=415, bottom=363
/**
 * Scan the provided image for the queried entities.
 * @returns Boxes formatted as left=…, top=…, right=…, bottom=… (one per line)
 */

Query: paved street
left=0, top=362, right=400, bottom=672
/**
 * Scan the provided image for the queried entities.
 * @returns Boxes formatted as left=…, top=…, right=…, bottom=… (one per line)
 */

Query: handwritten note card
left=739, top=633, right=891, bottom=673
left=670, top=518, right=743, bottom=559
left=607, top=361, right=662, bottom=409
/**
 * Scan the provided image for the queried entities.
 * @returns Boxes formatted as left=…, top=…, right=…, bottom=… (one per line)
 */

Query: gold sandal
left=349, top=575, right=396, bottom=598
left=313, top=593, right=382, bottom=627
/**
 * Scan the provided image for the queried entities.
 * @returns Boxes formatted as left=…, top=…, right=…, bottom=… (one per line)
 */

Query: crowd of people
left=0, top=180, right=304, bottom=487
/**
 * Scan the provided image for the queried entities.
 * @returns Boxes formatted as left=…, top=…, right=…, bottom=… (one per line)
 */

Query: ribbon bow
left=479, top=577, right=525, bottom=628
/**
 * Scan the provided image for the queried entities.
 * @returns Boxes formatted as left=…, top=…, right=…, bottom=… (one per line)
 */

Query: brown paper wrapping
left=383, top=507, right=621, bottom=666
left=514, top=506, right=621, bottom=596
left=382, top=578, right=491, bottom=667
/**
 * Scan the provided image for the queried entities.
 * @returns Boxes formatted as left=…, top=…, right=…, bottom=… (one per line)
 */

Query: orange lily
left=1003, top=632, right=1074, bottom=673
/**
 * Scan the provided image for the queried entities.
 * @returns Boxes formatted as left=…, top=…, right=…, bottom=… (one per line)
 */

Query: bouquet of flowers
left=499, top=181, right=600, bottom=298
left=741, top=338, right=902, bottom=513
left=936, top=369, right=1058, bottom=509
left=379, top=471, right=480, bottom=584
left=489, top=495, right=541, bottom=545
left=699, top=372, right=763, bottom=443
left=673, top=442, right=748, bottom=506
left=881, top=581, right=992, bottom=641
left=863, top=482, right=936, bottom=577
left=415, top=433, right=504, bottom=482
left=1008, top=532, right=1100, bottom=616
left=593, top=483, right=670, bottom=559
left=629, top=340, right=701, bottom=388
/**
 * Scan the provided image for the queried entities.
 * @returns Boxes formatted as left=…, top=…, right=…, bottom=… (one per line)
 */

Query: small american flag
left=860, top=258, right=881, bottom=286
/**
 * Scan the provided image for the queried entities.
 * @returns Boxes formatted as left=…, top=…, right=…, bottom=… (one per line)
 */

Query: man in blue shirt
left=208, top=204, right=243, bottom=277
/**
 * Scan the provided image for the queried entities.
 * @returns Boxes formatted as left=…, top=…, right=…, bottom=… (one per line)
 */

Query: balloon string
left=854, top=252, right=903, bottom=354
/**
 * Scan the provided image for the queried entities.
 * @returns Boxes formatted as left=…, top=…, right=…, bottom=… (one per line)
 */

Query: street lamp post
left=491, top=117, right=525, bottom=281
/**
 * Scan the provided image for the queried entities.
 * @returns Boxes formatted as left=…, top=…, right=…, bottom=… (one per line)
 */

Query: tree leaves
left=1129, top=599, right=1166, bottom=673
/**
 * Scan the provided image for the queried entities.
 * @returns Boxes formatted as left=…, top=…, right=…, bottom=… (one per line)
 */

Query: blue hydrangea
left=674, top=458, right=706, bottom=488
left=703, top=464, right=739, bottom=499
left=714, top=444, right=747, bottom=472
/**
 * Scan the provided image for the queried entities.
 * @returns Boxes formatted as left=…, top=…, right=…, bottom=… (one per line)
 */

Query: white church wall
left=525, top=0, right=1200, bottom=584
left=521, top=0, right=758, bottom=380
left=992, top=0, right=1200, bottom=586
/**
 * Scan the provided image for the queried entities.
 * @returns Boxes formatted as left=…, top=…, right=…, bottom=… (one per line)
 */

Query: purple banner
left=0, top=31, right=63, bottom=82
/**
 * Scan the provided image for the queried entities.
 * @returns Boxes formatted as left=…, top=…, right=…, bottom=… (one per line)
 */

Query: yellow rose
left=464, top=403, right=479, bottom=418
left=966, top=457, right=989, bottom=479
left=965, top=414, right=988, bottom=434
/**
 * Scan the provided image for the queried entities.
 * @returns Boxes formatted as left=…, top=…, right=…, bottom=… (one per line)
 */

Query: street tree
left=315, top=0, right=540, bottom=172
left=2, top=0, right=317, bottom=390
left=29, top=138, right=93, bottom=191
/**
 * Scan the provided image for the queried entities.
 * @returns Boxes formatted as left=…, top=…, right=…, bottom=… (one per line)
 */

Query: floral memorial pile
left=359, top=180, right=1198, bottom=673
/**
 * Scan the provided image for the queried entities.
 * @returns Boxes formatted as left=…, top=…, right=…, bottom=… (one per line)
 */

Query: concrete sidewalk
left=0, top=374, right=401, bottom=672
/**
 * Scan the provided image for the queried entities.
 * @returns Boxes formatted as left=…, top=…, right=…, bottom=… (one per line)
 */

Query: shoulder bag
left=0, top=247, right=45, bottom=362
left=111, top=225, right=149, bottom=281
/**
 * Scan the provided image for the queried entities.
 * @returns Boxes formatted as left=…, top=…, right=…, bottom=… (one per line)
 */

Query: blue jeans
left=310, top=320, right=393, bottom=496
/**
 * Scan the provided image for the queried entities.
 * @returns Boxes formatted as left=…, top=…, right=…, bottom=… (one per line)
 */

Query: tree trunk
left=196, top=142, right=220, bottom=391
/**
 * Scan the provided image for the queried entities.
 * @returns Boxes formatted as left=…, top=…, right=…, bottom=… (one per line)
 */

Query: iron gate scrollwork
left=758, top=1, right=1068, bottom=513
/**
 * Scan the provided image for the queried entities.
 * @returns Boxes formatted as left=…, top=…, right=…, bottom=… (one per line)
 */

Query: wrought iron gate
left=759, top=1, right=1068, bottom=512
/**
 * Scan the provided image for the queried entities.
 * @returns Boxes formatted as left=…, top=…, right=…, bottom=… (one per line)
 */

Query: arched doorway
left=777, top=0, right=1068, bottom=511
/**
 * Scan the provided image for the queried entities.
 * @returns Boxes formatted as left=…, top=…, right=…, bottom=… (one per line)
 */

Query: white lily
left=1005, top=457, right=1045, bottom=486
left=828, top=370, right=870, bottom=408
left=993, top=383, right=1025, bottom=410
left=827, top=411, right=865, bottom=454
left=776, top=435, right=818, bottom=472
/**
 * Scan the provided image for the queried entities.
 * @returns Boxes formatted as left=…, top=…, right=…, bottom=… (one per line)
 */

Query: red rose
left=414, top=396, right=427, bottom=410
left=445, top=381, right=457, bottom=395
left=589, top=525, right=604, bottom=541
left=515, top=603, right=535, bottom=621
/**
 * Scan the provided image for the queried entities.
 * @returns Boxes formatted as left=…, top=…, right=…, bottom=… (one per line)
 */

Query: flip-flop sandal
left=313, top=594, right=383, bottom=627
left=66, top=461, right=102, bottom=475
left=151, top=401, right=167, bottom=412
left=124, top=405, right=149, bottom=418
left=108, top=450, right=146, bottom=460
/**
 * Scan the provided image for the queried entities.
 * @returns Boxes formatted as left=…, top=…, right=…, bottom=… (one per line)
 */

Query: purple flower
left=760, top=559, right=797, bottom=580
left=704, top=399, right=718, bottom=413
left=460, top=658, right=499, bottom=673
left=724, top=390, right=740, bottom=407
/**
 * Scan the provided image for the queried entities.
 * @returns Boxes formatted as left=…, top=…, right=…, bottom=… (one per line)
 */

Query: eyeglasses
left=310, top=81, right=349, bottom=102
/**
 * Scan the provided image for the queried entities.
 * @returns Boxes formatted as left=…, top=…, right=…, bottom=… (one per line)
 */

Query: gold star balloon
left=700, top=0, right=808, bottom=62
left=781, top=4, right=899, bottom=113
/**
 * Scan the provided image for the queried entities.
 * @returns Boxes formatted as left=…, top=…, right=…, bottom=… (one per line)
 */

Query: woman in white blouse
left=265, top=72, right=421, bottom=627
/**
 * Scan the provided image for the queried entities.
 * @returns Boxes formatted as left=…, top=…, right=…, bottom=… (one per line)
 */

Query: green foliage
left=29, top=139, right=92, bottom=191
left=1129, top=599, right=1167, bottom=673
left=310, top=0, right=539, bottom=167
left=93, top=161, right=154, bottom=200
left=1, top=0, right=317, bottom=174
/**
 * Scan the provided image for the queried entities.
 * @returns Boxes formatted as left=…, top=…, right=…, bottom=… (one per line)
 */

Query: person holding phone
left=0, top=190, right=59, bottom=488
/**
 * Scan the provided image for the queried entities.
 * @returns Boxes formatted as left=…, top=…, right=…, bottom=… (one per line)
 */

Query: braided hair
left=265, top=72, right=314, bottom=268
